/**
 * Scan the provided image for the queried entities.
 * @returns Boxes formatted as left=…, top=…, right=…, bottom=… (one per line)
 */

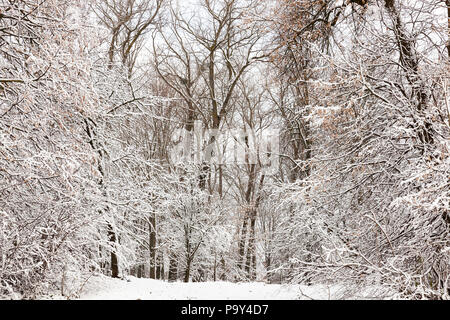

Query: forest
left=0, top=0, right=449, bottom=300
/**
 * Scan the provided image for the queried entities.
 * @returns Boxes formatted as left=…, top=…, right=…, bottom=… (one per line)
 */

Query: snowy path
left=74, top=276, right=344, bottom=300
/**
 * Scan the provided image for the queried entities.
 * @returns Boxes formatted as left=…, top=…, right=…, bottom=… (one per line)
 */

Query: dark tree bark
left=245, top=209, right=257, bottom=280
left=184, top=259, right=192, bottom=283
left=446, top=0, right=450, bottom=58
left=168, top=254, right=178, bottom=282
left=149, top=215, right=157, bottom=279
left=384, top=0, right=434, bottom=147
left=213, top=251, right=217, bottom=281
left=107, top=223, right=119, bottom=278
left=238, top=213, right=249, bottom=271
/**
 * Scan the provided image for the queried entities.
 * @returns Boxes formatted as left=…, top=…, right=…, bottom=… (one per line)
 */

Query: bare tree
left=94, top=0, right=164, bottom=75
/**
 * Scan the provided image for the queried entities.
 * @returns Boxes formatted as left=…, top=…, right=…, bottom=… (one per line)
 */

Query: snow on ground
left=79, top=277, right=302, bottom=300
left=54, top=275, right=392, bottom=300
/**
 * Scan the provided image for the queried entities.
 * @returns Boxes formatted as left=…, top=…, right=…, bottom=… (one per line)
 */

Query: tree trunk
left=184, top=260, right=191, bottom=283
left=218, top=164, right=223, bottom=198
left=213, top=251, right=217, bottom=281
left=446, top=0, right=450, bottom=58
left=238, top=214, right=249, bottom=270
left=168, top=254, right=178, bottom=282
left=159, top=262, right=165, bottom=280
left=245, top=209, right=257, bottom=280
left=156, top=265, right=162, bottom=280
left=107, top=223, right=119, bottom=278
left=149, top=215, right=157, bottom=279
left=385, top=0, right=433, bottom=147
left=84, top=120, right=119, bottom=279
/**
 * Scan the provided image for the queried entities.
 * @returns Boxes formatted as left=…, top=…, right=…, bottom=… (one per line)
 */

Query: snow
left=47, top=276, right=393, bottom=300
left=79, top=277, right=299, bottom=300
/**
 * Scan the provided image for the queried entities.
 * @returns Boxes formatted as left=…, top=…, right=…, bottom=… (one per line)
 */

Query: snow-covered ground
left=45, top=276, right=394, bottom=300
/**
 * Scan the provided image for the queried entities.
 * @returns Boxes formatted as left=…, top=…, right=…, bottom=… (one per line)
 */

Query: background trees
left=267, top=0, right=450, bottom=298
left=0, top=0, right=102, bottom=296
